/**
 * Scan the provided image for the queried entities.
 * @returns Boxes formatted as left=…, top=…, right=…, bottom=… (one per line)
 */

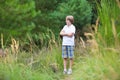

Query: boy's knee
left=64, top=58, right=67, bottom=60
left=69, top=58, right=73, bottom=60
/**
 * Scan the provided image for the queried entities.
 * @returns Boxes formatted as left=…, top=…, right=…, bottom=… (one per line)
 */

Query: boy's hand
left=60, top=31, right=74, bottom=37
left=60, top=30, right=66, bottom=36
left=67, top=33, right=74, bottom=37
left=60, top=30, right=74, bottom=37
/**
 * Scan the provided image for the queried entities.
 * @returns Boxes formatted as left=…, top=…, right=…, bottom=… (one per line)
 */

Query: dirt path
left=64, top=75, right=72, bottom=80
left=61, top=74, right=74, bottom=80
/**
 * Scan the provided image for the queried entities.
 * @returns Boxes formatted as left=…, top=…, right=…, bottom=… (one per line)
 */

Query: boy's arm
left=66, top=33, right=74, bottom=37
left=60, top=30, right=67, bottom=36
left=60, top=30, right=74, bottom=37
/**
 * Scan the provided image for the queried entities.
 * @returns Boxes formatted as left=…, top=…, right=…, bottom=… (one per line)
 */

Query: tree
left=0, top=0, right=38, bottom=39
left=50, top=0, right=92, bottom=29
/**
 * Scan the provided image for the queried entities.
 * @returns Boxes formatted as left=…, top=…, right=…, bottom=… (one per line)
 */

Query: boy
left=60, top=15, right=76, bottom=74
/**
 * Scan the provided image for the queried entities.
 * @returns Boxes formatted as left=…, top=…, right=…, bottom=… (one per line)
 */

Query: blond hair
left=66, top=15, right=74, bottom=24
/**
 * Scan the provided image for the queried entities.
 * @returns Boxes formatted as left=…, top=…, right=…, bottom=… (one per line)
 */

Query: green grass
left=0, top=44, right=120, bottom=80
left=71, top=48, right=120, bottom=80
left=0, top=62, right=54, bottom=80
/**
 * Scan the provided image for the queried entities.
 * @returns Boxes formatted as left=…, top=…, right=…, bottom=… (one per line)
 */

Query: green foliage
left=0, top=0, right=38, bottom=38
left=0, top=0, right=94, bottom=47
left=35, top=0, right=58, bottom=12
left=22, top=28, right=57, bottom=49
left=51, top=0, right=92, bottom=29
left=87, top=0, right=99, bottom=24
left=34, top=0, right=63, bottom=39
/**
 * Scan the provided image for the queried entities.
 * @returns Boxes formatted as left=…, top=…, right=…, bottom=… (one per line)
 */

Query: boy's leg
left=62, top=46, right=68, bottom=74
left=63, top=58, right=67, bottom=71
left=69, top=58, right=73, bottom=69
left=67, top=46, right=74, bottom=74
left=67, top=58, right=73, bottom=74
left=68, top=46, right=74, bottom=69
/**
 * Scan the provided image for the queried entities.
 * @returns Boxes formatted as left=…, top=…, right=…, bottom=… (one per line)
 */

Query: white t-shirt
left=62, top=24, right=76, bottom=46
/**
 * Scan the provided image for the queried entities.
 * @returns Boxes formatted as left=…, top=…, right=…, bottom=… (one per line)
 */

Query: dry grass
left=116, top=0, right=120, bottom=8
left=11, top=38, right=19, bottom=54
left=80, top=37, right=86, bottom=48
left=84, top=32, right=98, bottom=53
left=111, top=18, right=119, bottom=48
left=105, top=48, right=119, bottom=53
left=0, top=34, right=8, bottom=58
left=0, top=49, right=6, bottom=57
left=75, top=17, right=100, bottom=54
left=95, top=17, right=99, bottom=34
left=1, top=34, right=4, bottom=48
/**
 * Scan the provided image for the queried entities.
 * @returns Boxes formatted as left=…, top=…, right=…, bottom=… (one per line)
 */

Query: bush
left=0, top=0, right=39, bottom=40
left=50, top=0, right=92, bottom=29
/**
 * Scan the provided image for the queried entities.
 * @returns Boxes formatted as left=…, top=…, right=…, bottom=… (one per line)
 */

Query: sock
left=69, top=68, right=72, bottom=71
left=64, top=69, right=67, bottom=71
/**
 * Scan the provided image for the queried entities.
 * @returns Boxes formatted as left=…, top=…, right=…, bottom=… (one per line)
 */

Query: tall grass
left=1, top=34, right=4, bottom=49
left=0, top=47, right=63, bottom=80
left=0, top=31, right=63, bottom=80
left=97, top=0, right=120, bottom=47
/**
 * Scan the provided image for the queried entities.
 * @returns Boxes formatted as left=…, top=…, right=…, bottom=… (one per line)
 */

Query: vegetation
left=97, top=0, right=120, bottom=46
left=0, top=0, right=120, bottom=80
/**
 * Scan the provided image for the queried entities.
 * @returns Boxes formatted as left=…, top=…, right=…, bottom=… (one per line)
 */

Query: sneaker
left=63, top=70, right=67, bottom=74
left=67, top=69, right=72, bottom=75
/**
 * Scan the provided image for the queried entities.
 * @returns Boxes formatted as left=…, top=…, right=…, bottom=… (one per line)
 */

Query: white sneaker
left=67, top=69, right=72, bottom=75
left=63, top=70, right=67, bottom=74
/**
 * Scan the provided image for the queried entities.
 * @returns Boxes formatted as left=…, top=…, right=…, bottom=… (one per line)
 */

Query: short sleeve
left=62, top=25, right=66, bottom=31
left=71, top=26, right=76, bottom=34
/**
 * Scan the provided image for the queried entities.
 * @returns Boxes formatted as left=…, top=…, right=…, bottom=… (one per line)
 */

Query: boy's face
left=66, top=19, right=71, bottom=26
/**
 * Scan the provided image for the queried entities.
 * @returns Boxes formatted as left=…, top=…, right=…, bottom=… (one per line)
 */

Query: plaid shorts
left=62, top=45, right=74, bottom=58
